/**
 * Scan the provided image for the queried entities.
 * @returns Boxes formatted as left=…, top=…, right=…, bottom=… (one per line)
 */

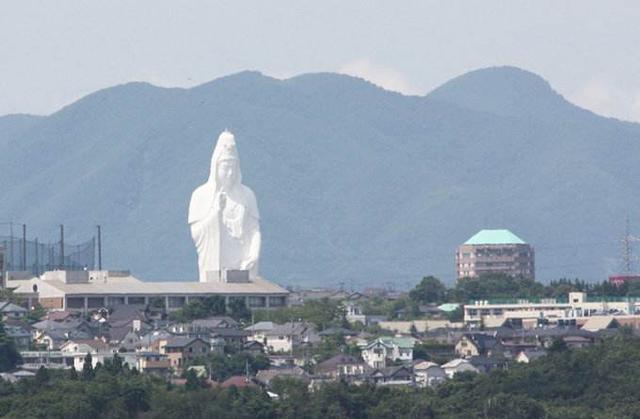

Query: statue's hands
left=214, top=193, right=227, bottom=212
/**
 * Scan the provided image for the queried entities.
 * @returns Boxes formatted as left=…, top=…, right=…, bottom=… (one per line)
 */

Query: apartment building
left=456, top=229, right=535, bottom=279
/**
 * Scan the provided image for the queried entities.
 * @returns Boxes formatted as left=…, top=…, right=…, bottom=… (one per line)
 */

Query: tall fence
left=0, top=235, right=95, bottom=276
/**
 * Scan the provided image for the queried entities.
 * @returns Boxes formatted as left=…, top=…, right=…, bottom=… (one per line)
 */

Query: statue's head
left=210, top=130, right=241, bottom=190
left=217, top=157, right=239, bottom=190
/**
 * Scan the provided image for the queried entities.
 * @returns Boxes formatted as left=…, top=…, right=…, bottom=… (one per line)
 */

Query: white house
left=245, top=322, right=319, bottom=354
left=413, top=361, right=446, bottom=387
left=344, top=303, right=367, bottom=325
left=441, top=358, right=479, bottom=378
left=59, top=339, right=117, bottom=371
left=361, top=337, right=416, bottom=368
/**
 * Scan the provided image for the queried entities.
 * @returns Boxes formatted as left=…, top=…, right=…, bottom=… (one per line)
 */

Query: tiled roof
left=164, top=336, right=208, bottom=348
left=220, top=376, right=258, bottom=388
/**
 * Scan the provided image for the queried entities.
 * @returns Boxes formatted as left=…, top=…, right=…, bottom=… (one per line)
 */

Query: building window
left=248, top=296, right=266, bottom=308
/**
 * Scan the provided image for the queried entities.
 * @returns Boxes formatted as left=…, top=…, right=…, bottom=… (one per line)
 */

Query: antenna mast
left=621, top=217, right=639, bottom=274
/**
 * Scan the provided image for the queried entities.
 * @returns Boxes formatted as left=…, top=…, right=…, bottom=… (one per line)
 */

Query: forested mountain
left=1, top=66, right=638, bottom=286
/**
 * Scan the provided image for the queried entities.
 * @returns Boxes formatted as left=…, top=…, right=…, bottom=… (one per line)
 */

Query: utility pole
left=34, top=238, right=39, bottom=276
left=59, top=224, right=65, bottom=270
left=21, top=224, right=26, bottom=271
left=97, top=225, right=102, bottom=270
left=9, top=222, right=13, bottom=271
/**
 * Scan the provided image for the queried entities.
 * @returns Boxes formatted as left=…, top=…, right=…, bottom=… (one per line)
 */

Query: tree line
left=1, top=335, right=640, bottom=417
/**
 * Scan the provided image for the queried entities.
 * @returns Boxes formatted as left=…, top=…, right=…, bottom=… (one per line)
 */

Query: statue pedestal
left=205, top=269, right=250, bottom=283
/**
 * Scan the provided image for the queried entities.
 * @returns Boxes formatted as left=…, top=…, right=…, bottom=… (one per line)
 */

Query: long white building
left=464, top=292, right=640, bottom=326
left=8, top=270, right=288, bottom=313
left=464, top=292, right=639, bottom=326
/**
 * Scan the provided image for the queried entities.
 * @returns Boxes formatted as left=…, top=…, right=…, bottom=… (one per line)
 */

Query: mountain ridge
left=1, top=66, right=638, bottom=287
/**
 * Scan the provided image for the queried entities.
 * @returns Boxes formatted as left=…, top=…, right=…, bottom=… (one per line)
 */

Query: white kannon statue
left=188, top=131, right=261, bottom=282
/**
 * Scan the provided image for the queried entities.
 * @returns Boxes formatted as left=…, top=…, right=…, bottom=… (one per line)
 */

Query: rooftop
left=10, top=274, right=288, bottom=296
left=464, top=229, right=526, bottom=245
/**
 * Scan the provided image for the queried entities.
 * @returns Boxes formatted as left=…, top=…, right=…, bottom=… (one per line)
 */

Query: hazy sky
left=2, top=1, right=639, bottom=121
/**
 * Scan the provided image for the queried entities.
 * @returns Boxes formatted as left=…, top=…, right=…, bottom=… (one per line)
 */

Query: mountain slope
left=0, top=67, right=639, bottom=287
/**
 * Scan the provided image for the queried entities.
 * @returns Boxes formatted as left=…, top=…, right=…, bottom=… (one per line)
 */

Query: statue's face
left=217, top=158, right=238, bottom=189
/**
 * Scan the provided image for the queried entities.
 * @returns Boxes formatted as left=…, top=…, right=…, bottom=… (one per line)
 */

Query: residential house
left=19, top=350, right=75, bottom=369
left=139, top=330, right=173, bottom=352
left=97, top=304, right=151, bottom=350
left=159, top=336, right=210, bottom=371
left=268, top=354, right=306, bottom=368
left=0, top=302, right=28, bottom=320
left=169, top=316, right=239, bottom=335
left=468, top=356, right=506, bottom=373
left=441, top=358, right=479, bottom=378
left=59, top=339, right=116, bottom=371
left=243, top=340, right=265, bottom=354
left=413, top=361, right=446, bottom=387
left=208, top=328, right=249, bottom=348
left=361, top=337, right=416, bottom=369
left=314, top=354, right=368, bottom=379
left=136, top=352, right=171, bottom=375
left=246, top=321, right=320, bottom=354
left=455, top=333, right=503, bottom=358
left=31, top=318, right=97, bottom=350
left=6, top=325, right=31, bottom=350
left=344, top=303, right=367, bottom=325
left=366, top=365, right=414, bottom=386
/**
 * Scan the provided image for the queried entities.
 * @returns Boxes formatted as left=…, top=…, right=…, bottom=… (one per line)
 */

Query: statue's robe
left=188, top=182, right=260, bottom=282
left=188, top=132, right=261, bottom=282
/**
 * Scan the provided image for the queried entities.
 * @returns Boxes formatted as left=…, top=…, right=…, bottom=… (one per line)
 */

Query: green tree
left=0, top=321, right=20, bottom=372
left=82, top=353, right=95, bottom=380
left=184, top=369, right=201, bottom=391
left=34, top=366, right=49, bottom=386
left=409, top=276, right=447, bottom=304
left=228, top=298, right=251, bottom=322
left=25, top=303, right=47, bottom=324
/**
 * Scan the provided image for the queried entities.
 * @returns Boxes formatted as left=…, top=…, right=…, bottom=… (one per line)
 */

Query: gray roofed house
left=139, top=330, right=173, bottom=351
left=32, top=318, right=98, bottom=349
left=455, top=333, right=502, bottom=358
left=191, top=316, right=239, bottom=329
left=5, top=325, right=31, bottom=350
left=468, top=355, right=506, bottom=373
left=245, top=321, right=276, bottom=332
left=0, top=302, right=28, bottom=320
left=163, top=336, right=209, bottom=349
left=246, top=321, right=320, bottom=354
left=243, top=340, right=265, bottom=354
left=116, top=330, right=143, bottom=352
left=366, top=365, right=414, bottom=386
left=314, top=354, right=367, bottom=379
left=170, top=318, right=237, bottom=334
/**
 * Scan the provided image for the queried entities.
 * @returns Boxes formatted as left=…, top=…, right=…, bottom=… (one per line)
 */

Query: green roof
left=378, top=336, right=417, bottom=349
left=437, top=303, right=460, bottom=312
left=464, top=229, right=526, bottom=245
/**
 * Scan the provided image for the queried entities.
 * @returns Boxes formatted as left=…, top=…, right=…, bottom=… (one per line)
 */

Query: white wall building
left=8, top=270, right=288, bottom=314
left=464, top=292, right=638, bottom=326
